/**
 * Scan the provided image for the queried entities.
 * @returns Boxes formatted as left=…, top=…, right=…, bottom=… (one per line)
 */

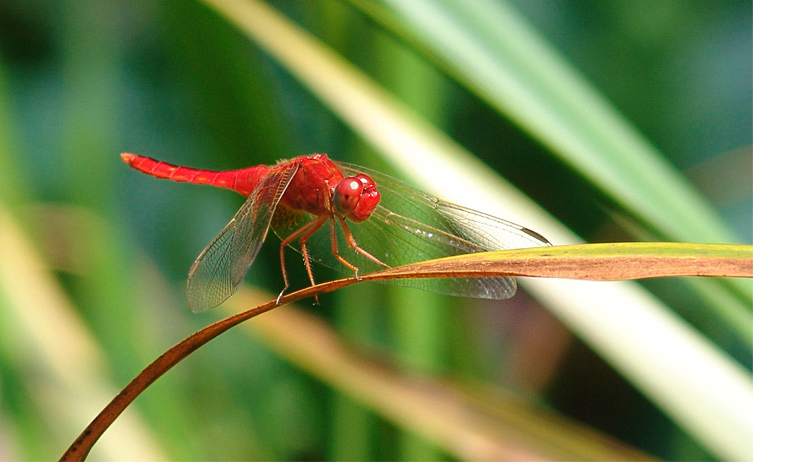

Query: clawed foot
left=276, top=286, right=288, bottom=306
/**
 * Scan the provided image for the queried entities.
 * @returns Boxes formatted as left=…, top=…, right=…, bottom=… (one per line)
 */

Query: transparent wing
left=186, top=163, right=299, bottom=312
left=275, top=161, right=551, bottom=300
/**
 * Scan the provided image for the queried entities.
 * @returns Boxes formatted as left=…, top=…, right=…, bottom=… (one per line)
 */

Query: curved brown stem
left=58, top=277, right=357, bottom=462
left=59, top=243, right=751, bottom=461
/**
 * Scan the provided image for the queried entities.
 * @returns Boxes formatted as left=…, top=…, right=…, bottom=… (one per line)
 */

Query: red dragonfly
left=122, top=153, right=550, bottom=312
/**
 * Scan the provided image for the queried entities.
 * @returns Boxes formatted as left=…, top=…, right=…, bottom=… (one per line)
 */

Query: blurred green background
left=0, top=0, right=751, bottom=462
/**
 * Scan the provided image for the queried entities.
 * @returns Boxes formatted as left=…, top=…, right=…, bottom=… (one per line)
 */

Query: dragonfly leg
left=337, top=215, right=391, bottom=271
left=328, top=217, right=363, bottom=280
left=278, top=215, right=327, bottom=304
left=297, top=217, right=328, bottom=304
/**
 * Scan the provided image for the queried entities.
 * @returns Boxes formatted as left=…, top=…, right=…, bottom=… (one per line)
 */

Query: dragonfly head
left=333, top=174, right=380, bottom=222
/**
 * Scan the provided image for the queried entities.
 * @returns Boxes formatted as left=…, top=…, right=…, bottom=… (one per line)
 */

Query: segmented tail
left=121, top=153, right=269, bottom=196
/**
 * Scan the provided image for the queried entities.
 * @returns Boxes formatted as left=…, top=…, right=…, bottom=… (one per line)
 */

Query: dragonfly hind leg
left=278, top=215, right=327, bottom=304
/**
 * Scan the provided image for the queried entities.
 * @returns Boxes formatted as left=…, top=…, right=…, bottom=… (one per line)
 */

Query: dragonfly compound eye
left=334, top=177, right=364, bottom=217
left=334, top=174, right=380, bottom=222
left=349, top=174, right=380, bottom=222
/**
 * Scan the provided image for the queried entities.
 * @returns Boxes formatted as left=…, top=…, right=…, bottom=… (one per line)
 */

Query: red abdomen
left=121, top=153, right=269, bottom=196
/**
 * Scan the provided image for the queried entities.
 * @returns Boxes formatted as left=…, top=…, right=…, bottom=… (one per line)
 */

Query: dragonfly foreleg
left=336, top=215, right=391, bottom=272
left=328, top=217, right=362, bottom=280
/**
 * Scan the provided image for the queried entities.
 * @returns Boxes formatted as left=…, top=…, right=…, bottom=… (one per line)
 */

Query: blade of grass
left=347, top=0, right=752, bottom=353
left=195, top=0, right=752, bottom=460
left=378, top=243, right=752, bottom=280
left=364, top=0, right=740, bottom=244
